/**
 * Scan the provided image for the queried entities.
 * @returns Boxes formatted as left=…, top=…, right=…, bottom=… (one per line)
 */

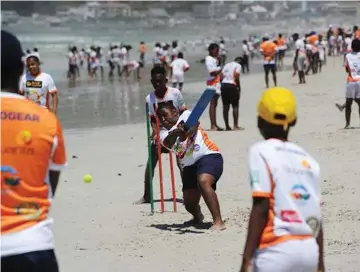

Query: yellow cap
left=257, top=87, right=297, bottom=130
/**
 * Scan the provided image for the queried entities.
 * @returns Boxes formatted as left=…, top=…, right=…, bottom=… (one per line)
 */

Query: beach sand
left=52, top=57, right=360, bottom=272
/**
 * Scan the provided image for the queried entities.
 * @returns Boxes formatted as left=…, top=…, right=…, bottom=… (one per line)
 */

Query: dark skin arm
left=163, top=121, right=199, bottom=148
left=317, top=225, right=325, bottom=272
left=240, top=197, right=269, bottom=272
left=49, top=170, right=61, bottom=196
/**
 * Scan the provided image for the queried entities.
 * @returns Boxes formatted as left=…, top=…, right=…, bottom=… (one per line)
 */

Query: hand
left=239, top=262, right=251, bottom=272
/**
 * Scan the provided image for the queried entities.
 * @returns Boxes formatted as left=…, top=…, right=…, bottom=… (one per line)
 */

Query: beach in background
left=52, top=57, right=360, bottom=272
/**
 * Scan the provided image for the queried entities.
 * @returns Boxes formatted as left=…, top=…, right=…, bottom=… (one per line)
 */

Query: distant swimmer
left=205, top=43, right=224, bottom=131
left=260, top=36, right=278, bottom=88
left=335, top=39, right=360, bottom=129
left=220, top=57, right=243, bottom=131
left=293, top=33, right=306, bottom=84
left=19, top=54, right=59, bottom=114
left=169, top=52, right=190, bottom=91
left=157, top=103, right=225, bottom=231
left=240, top=87, right=324, bottom=272
left=135, top=66, right=187, bottom=204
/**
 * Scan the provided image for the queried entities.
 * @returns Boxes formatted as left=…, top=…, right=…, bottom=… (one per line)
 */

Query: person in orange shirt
left=260, top=37, right=278, bottom=88
left=353, top=25, right=360, bottom=40
left=276, top=33, right=287, bottom=69
left=1, top=30, right=67, bottom=271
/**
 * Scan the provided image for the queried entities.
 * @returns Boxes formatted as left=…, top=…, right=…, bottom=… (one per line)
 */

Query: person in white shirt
left=240, top=87, right=324, bottom=272
left=205, top=43, right=224, bottom=131
left=119, top=44, right=128, bottom=77
left=242, top=40, right=250, bottom=74
left=152, top=43, right=163, bottom=67
left=221, top=57, right=243, bottom=131
left=170, top=52, right=190, bottom=91
left=293, top=33, right=307, bottom=84
left=335, top=39, right=360, bottom=128
left=127, top=60, right=141, bottom=80
left=19, top=54, right=59, bottom=114
left=157, top=103, right=225, bottom=231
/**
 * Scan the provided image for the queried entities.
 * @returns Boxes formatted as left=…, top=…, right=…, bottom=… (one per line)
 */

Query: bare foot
left=225, top=126, right=232, bottom=131
left=344, top=124, right=350, bottom=129
left=184, top=213, right=205, bottom=225
left=210, top=221, right=226, bottom=231
left=233, top=126, right=245, bottom=131
left=133, top=197, right=150, bottom=205
left=335, top=103, right=344, bottom=112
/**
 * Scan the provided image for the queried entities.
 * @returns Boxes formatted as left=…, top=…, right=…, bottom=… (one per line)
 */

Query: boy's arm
left=317, top=225, right=325, bottom=272
left=162, top=128, right=184, bottom=148
left=240, top=148, right=271, bottom=272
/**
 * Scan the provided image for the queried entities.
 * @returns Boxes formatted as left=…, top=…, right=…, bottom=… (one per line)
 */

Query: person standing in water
left=205, top=43, right=224, bottom=131
left=170, top=52, right=190, bottom=91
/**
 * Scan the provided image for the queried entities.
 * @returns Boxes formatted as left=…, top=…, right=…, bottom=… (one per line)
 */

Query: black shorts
left=264, top=64, right=276, bottom=73
left=182, top=153, right=223, bottom=192
left=1, top=250, right=59, bottom=272
left=220, top=83, right=240, bottom=107
left=69, top=64, right=77, bottom=75
left=278, top=49, right=286, bottom=58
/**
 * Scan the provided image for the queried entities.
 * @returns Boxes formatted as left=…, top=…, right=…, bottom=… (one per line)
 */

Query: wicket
left=145, top=104, right=177, bottom=213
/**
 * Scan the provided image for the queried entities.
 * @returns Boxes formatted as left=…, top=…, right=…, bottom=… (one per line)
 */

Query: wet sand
left=57, top=57, right=292, bottom=129
left=52, top=56, right=360, bottom=272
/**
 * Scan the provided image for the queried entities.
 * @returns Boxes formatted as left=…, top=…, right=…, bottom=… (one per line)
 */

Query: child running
left=240, top=87, right=324, bottom=272
left=157, top=103, right=225, bottom=231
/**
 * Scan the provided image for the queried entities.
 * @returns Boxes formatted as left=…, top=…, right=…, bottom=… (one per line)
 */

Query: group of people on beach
left=1, top=22, right=360, bottom=271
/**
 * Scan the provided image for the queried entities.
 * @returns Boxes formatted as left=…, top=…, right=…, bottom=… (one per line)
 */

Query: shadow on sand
left=149, top=221, right=212, bottom=234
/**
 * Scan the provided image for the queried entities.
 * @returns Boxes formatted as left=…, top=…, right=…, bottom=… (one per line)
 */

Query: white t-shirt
left=242, top=44, right=250, bottom=55
left=205, top=55, right=221, bottom=92
left=19, top=72, right=57, bottom=109
left=170, top=58, right=190, bottom=76
left=146, top=86, right=187, bottom=117
left=345, top=52, right=360, bottom=82
left=68, top=52, right=77, bottom=65
left=153, top=47, right=163, bottom=64
left=248, top=139, right=321, bottom=250
left=221, top=61, right=241, bottom=85
left=160, top=110, right=220, bottom=167
left=128, top=60, right=139, bottom=70
left=219, top=43, right=227, bottom=56
left=345, top=37, right=352, bottom=52
left=295, top=39, right=306, bottom=56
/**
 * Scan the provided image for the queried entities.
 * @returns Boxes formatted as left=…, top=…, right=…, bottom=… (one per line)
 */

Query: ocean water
left=3, top=20, right=294, bottom=129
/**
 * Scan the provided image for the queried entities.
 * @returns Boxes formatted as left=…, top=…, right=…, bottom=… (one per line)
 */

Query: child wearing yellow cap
left=240, top=87, right=324, bottom=272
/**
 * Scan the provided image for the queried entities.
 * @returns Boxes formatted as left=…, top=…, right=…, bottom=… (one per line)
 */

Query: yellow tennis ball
left=83, top=174, right=92, bottom=183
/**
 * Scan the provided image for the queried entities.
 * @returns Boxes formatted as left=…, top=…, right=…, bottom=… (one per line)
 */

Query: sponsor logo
left=301, top=159, right=311, bottom=169
left=1, top=166, right=20, bottom=187
left=1, top=130, right=35, bottom=155
left=1, top=111, right=40, bottom=122
left=26, top=80, right=42, bottom=88
left=16, top=202, right=42, bottom=220
left=193, top=144, right=200, bottom=151
left=281, top=210, right=302, bottom=223
left=290, top=184, right=310, bottom=201
left=16, top=130, right=32, bottom=145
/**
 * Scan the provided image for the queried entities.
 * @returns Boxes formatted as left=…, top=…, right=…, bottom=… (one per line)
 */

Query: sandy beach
left=52, top=57, right=360, bottom=272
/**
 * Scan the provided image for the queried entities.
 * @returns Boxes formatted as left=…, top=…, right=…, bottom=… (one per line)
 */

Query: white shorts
left=253, top=239, right=318, bottom=272
left=345, top=82, right=360, bottom=99
left=172, top=73, right=184, bottom=83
